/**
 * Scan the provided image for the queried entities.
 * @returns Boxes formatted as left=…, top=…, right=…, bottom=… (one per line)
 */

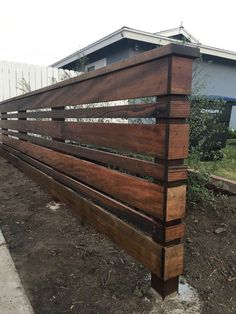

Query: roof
left=155, top=26, right=201, bottom=44
left=207, top=95, right=236, bottom=103
left=51, top=26, right=236, bottom=68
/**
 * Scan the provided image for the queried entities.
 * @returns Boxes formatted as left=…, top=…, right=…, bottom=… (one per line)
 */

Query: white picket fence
left=0, top=60, right=79, bottom=101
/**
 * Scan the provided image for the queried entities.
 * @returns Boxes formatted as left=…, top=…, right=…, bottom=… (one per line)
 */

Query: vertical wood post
left=51, top=106, right=65, bottom=142
left=18, top=110, right=27, bottom=141
left=151, top=54, right=194, bottom=298
left=0, top=112, right=7, bottom=139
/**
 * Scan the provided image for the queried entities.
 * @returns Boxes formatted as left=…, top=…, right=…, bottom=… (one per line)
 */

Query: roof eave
left=51, top=28, right=126, bottom=67
left=51, top=27, right=236, bottom=68
left=123, top=28, right=236, bottom=61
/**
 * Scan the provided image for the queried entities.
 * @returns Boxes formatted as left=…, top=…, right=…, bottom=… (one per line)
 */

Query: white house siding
left=192, top=59, right=236, bottom=129
left=0, top=60, right=79, bottom=101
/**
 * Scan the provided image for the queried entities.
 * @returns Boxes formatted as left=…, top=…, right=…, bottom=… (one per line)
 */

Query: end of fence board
left=0, top=44, right=199, bottom=298
left=166, top=185, right=186, bottom=222
left=169, top=56, right=193, bottom=95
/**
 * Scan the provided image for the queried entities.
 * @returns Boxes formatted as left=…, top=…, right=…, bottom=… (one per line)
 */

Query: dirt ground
left=0, top=156, right=235, bottom=314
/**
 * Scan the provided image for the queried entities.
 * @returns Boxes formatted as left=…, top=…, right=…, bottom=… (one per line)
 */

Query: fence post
left=18, top=110, right=27, bottom=141
left=51, top=106, right=65, bottom=142
left=151, top=53, right=194, bottom=298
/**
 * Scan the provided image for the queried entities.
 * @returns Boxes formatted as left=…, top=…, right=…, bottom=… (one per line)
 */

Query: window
left=87, top=65, right=95, bottom=72
left=85, top=58, right=106, bottom=72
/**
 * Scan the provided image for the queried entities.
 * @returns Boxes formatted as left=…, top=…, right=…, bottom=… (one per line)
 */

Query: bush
left=228, top=129, right=236, bottom=139
left=189, top=96, right=228, bottom=160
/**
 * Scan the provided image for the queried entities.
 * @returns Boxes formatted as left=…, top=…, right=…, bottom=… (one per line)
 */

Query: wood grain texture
left=0, top=43, right=200, bottom=298
left=1, top=135, right=165, bottom=218
left=166, top=185, right=186, bottom=222
left=0, top=44, right=199, bottom=112
left=2, top=143, right=185, bottom=242
left=1, top=130, right=188, bottom=182
left=165, top=223, right=185, bottom=242
left=0, top=120, right=167, bottom=158
left=169, top=99, right=190, bottom=118
left=2, top=142, right=186, bottom=243
left=169, top=56, right=193, bottom=95
left=163, top=244, right=184, bottom=280
left=2, top=143, right=155, bottom=233
left=0, top=121, right=190, bottom=160
left=0, top=145, right=164, bottom=278
left=0, top=98, right=190, bottom=119
left=0, top=145, right=184, bottom=281
left=168, top=124, right=189, bottom=159
left=0, top=58, right=169, bottom=113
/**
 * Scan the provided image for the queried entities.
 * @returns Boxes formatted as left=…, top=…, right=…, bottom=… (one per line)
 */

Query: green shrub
left=189, top=96, right=228, bottom=160
left=228, top=129, right=236, bottom=139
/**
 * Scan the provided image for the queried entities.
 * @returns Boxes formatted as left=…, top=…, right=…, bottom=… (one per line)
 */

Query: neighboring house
left=0, top=60, right=79, bottom=101
left=51, top=26, right=236, bottom=129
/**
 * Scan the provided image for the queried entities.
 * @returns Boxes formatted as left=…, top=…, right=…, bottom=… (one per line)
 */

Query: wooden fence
left=0, top=43, right=199, bottom=298
left=0, top=60, right=79, bottom=101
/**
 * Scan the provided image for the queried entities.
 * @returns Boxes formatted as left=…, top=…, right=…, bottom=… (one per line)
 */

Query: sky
left=0, top=0, right=235, bottom=66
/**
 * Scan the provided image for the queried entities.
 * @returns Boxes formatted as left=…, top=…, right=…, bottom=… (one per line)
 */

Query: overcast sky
left=0, top=0, right=235, bottom=66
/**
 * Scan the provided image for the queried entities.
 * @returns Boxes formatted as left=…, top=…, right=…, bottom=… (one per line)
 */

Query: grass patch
left=190, top=139, right=236, bottom=181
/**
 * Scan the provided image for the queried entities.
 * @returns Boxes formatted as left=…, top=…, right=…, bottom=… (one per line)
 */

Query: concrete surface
left=210, top=174, right=236, bottom=195
left=0, top=230, right=34, bottom=314
left=150, top=277, right=201, bottom=314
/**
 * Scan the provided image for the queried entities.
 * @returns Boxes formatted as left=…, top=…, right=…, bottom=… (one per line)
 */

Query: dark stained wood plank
left=0, top=145, right=162, bottom=277
left=151, top=275, right=179, bottom=299
left=169, top=98, right=190, bottom=118
left=0, top=120, right=167, bottom=158
left=0, top=145, right=184, bottom=282
left=0, top=58, right=169, bottom=113
left=1, top=130, right=188, bottom=182
left=2, top=143, right=154, bottom=233
left=168, top=124, right=189, bottom=159
left=166, top=185, right=186, bottom=221
left=1, top=134, right=187, bottom=221
left=1, top=135, right=166, bottom=218
left=0, top=44, right=199, bottom=113
left=169, top=56, right=193, bottom=95
left=1, top=129, right=167, bottom=181
left=0, top=98, right=190, bottom=119
left=1, top=142, right=186, bottom=242
left=163, top=244, right=184, bottom=280
left=165, top=223, right=185, bottom=242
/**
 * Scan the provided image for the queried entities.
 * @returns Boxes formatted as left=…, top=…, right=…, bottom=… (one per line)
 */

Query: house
left=51, top=26, right=236, bottom=129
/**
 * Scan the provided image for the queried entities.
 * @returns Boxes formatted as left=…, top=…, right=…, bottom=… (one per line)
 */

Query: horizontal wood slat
left=0, top=58, right=169, bottom=113
left=1, top=135, right=187, bottom=221
left=1, top=135, right=165, bottom=218
left=0, top=146, right=184, bottom=280
left=0, top=130, right=187, bottom=182
left=0, top=98, right=190, bottom=119
left=0, top=120, right=189, bottom=159
left=0, top=120, right=166, bottom=157
left=0, top=44, right=199, bottom=113
left=1, top=143, right=153, bottom=232
left=1, top=144, right=185, bottom=242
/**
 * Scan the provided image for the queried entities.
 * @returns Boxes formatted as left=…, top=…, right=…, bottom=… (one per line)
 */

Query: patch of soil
left=0, top=156, right=235, bottom=313
left=184, top=193, right=236, bottom=313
